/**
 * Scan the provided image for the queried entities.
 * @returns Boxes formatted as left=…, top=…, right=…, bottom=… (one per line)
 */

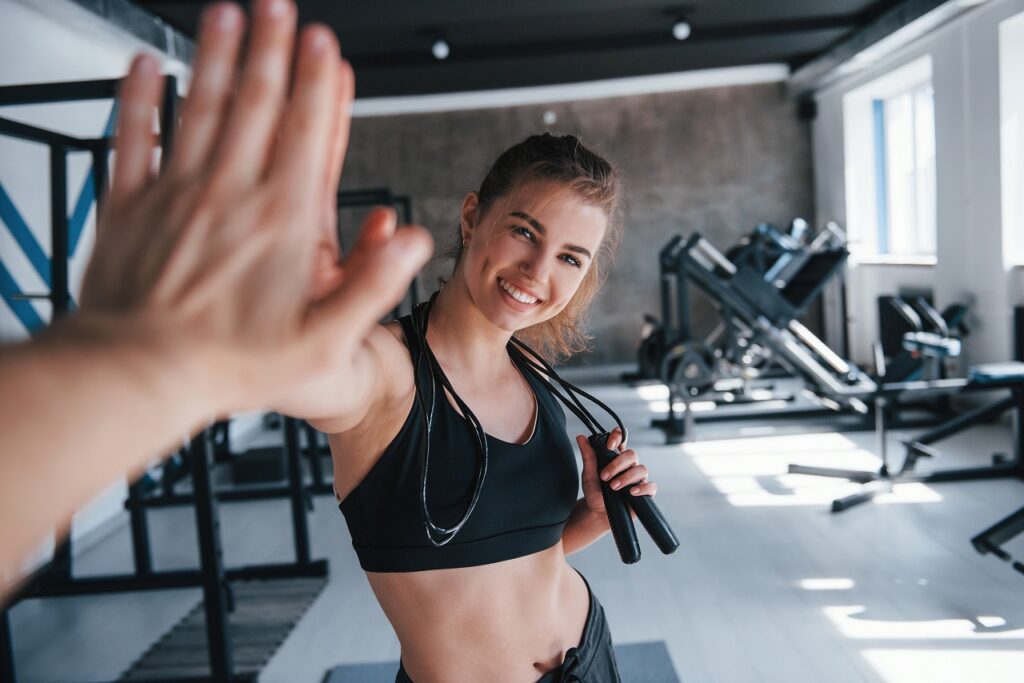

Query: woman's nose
left=520, top=253, right=550, bottom=283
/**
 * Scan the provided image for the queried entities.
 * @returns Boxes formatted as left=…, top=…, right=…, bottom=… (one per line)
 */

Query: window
left=1000, top=10, right=1024, bottom=266
left=843, top=57, right=936, bottom=261
left=876, top=82, right=936, bottom=256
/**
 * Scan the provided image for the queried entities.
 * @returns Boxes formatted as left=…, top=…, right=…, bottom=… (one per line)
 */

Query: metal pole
left=283, top=417, right=313, bottom=565
left=0, top=608, right=15, bottom=683
left=1015, top=387, right=1024, bottom=476
left=126, top=479, right=153, bottom=575
left=303, top=422, right=326, bottom=489
left=49, top=145, right=73, bottom=581
left=160, top=76, right=177, bottom=170
left=49, top=146, right=70, bottom=317
left=91, top=141, right=109, bottom=221
left=189, top=431, right=234, bottom=681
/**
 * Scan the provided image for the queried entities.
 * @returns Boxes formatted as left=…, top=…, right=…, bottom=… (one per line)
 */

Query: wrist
left=581, top=499, right=611, bottom=531
left=43, top=314, right=224, bottom=427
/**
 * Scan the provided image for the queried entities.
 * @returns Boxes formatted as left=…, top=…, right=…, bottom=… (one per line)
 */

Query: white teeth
left=498, top=278, right=538, bottom=304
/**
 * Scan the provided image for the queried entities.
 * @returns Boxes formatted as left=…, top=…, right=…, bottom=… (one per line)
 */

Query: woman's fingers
left=268, top=25, right=340, bottom=214
left=605, top=427, right=625, bottom=451
left=212, top=0, right=297, bottom=192
left=315, top=59, right=353, bottom=252
left=609, top=464, right=648, bottom=491
left=308, top=221, right=433, bottom=347
left=109, top=54, right=164, bottom=205
left=350, top=207, right=398, bottom=252
left=628, top=482, right=657, bottom=497
left=167, top=3, right=245, bottom=179
left=599, top=448, right=638, bottom=481
left=323, top=59, right=354, bottom=202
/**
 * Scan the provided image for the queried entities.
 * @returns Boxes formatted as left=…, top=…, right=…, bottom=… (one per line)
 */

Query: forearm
left=0, top=318, right=217, bottom=594
left=561, top=498, right=611, bottom=555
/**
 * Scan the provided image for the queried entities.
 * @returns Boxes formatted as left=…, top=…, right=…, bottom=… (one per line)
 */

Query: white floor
left=9, top=374, right=1024, bottom=683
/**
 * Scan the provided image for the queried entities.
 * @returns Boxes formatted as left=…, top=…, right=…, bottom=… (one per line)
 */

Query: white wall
left=814, top=0, right=1024, bottom=367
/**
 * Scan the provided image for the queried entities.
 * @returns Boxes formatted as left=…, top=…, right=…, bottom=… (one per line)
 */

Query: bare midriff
left=366, top=542, right=590, bottom=683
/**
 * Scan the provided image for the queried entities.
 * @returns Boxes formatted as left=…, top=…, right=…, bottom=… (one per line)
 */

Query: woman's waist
left=368, top=547, right=590, bottom=681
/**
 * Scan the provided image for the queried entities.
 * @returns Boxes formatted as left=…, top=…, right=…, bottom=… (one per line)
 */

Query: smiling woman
left=276, top=134, right=656, bottom=682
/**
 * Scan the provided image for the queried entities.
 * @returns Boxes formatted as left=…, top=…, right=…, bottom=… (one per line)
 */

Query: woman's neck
left=425, top=280, right=514, bottom=381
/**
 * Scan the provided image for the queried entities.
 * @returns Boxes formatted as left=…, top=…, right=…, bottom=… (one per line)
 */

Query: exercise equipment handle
left=589, top=434, right=641, bottom=564
left=626, top=489, right=680, bottom=555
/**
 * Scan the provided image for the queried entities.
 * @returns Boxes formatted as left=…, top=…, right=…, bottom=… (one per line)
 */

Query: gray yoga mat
left=323, top=640, right=681, bottom=683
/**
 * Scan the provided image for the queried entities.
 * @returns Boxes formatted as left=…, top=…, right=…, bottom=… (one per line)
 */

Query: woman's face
left=459, top=179, right=608, bottom=332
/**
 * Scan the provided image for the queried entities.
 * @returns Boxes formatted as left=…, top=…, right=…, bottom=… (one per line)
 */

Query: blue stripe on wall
left=68, top=171, right=95, bottom=255
left=0, top=183, right=50, bottom=286
left=1, top=102, right=115, bottom=334
left=69, top=104, right=116, bottom=254
left=872, top=98, right=890, bottom=255
left=0, top=259, right=45, bottom=332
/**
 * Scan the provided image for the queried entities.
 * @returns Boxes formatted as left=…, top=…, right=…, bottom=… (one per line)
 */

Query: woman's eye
left=562, top=255, right=582, bottom=268
left=514, top=226, right=535, bottom=241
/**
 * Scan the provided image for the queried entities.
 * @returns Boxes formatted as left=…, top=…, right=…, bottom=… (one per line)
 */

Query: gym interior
left=2, top=0, right=1024, bottom=681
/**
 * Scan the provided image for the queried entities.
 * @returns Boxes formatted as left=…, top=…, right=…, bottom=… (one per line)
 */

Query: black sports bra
left=336, top=314, right=581, bottom=572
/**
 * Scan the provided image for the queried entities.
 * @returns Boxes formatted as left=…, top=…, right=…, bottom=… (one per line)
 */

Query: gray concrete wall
left=341, top=81, right=814, bottom=365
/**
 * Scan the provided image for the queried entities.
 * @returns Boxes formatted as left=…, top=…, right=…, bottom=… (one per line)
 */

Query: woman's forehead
left=497, top=187, right=607, bottom=253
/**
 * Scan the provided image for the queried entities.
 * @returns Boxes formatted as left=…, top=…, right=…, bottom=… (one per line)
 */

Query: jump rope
left=409, top=291, right=679, bottom=563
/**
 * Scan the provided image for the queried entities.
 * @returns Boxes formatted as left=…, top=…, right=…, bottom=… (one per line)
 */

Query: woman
left=282, top=133, right=658, bottom=682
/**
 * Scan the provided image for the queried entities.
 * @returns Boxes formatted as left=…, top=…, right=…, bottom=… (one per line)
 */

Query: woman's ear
left=460, top=192, right=480, bottom=244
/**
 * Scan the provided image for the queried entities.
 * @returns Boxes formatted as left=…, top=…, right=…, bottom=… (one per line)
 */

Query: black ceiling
left=131, top=0, right=903, bottom=98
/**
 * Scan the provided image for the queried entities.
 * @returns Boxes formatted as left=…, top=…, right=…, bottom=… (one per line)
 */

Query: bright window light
left=824, top=605, right=1024, bottom=639
left=879, top=83, right=937, bottom=256
left=799, top=578, right=855, bottom=590
left=1000, top=11, right=1024, bottom=266
left=843, top=56, right=936, bottom=261
left=862, top=650, right=1024, bottom=683
left=685, top=432, right=944, bottom=507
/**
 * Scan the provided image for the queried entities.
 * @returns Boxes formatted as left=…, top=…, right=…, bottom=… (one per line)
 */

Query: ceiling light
left=543, top=110, right=557, bottom=125
left=432, top=39, right=450, bottom=60
left=672, top=20, right=692, bottom=41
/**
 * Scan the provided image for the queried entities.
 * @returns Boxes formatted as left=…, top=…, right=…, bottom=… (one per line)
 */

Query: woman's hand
left=575, top=428, right=658, bottom=521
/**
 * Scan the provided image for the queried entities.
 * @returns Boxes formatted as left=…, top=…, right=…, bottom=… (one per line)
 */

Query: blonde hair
left=445, top=134, right=623, bottom=363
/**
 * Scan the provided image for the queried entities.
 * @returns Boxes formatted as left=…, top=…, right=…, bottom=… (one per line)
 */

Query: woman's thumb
left=576, top=434, right=595, bottom=471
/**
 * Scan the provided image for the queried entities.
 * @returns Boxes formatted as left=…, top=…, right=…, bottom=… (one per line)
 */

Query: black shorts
left=395, top=570, right=621, bottom=682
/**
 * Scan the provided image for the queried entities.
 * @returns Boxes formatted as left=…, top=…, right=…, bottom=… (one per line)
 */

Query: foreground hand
left=80, top=0, right=432, bottom=414
left=576, top=428, right=658, bottom=520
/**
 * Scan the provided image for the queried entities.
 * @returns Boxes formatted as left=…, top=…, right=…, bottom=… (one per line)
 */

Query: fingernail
left=262, top=0, right=287, bottom=17
left=309, top=27, right=332, bottom=52
left=600, top=472, right=609, bottom=481
left=631, top=487, right=640, bottom=495
left=134, top=54, right=159, bottom=76
left=206, top=4, right=240, bottom=32
left=611, top=481, right=620, bottom=490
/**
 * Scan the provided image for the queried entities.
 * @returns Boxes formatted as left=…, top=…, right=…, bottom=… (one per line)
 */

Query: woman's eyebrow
left=510, top=210, right=546, bottom=234
left=509, top=211, right=592, bottom=259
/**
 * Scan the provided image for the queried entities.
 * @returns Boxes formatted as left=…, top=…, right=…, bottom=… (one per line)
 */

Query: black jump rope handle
left=588, top=433, right=680, bottom=563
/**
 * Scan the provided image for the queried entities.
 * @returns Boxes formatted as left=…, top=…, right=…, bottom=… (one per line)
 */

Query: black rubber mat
left=120, top=577, right=327, bottom=681
left=323, top=640, right=681, bottom=683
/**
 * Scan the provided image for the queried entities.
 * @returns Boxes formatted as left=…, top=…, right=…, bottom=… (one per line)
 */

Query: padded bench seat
left=969, top=361, right=1024, bottom=384
left=903, top=331, right=962, bottom=358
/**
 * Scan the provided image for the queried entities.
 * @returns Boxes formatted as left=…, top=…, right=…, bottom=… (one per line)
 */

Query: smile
left=498, top=277, right=541, bottom=305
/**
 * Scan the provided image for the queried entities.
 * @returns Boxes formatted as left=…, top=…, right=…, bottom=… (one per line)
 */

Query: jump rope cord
left=410, top=292, right=628, bottom=547
left=507, top=338, right=629, bottom=445
left=411, top=293, right=489, bottom=546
